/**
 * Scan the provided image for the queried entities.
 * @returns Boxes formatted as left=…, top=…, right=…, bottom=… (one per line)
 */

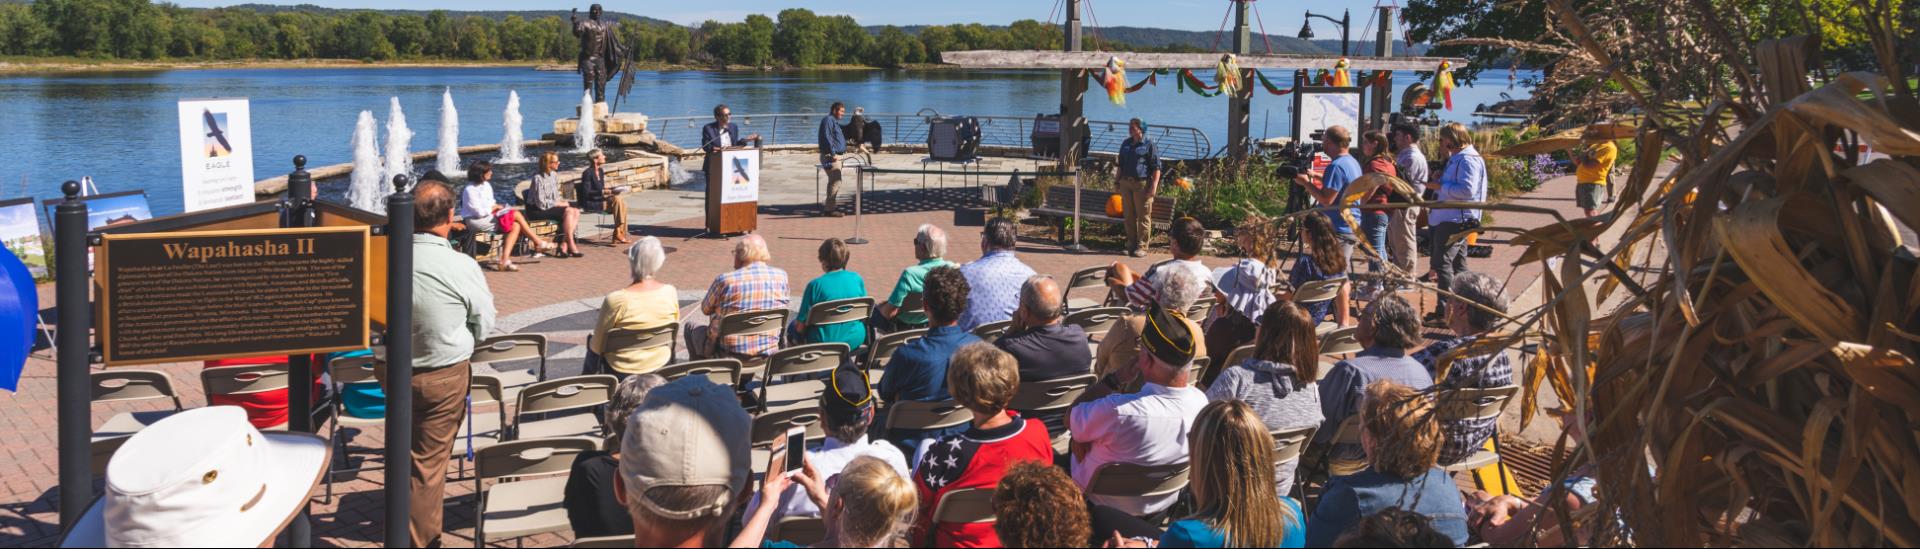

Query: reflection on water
left=0, top=67, right=1533, bottom=215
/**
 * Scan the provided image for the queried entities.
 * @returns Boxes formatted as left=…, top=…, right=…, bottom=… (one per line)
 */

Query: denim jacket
left=1304, top=467, right=1470, bottom=547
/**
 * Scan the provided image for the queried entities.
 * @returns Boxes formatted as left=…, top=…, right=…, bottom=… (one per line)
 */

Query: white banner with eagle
left=177, top=98, right=255, bottom=212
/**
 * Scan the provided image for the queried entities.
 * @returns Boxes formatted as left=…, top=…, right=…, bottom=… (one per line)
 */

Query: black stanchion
left=282, top=156, right=314, bottom=548
left=54, top=181, right=90, bottom=531
left=383, top=175, right=415, bottom=548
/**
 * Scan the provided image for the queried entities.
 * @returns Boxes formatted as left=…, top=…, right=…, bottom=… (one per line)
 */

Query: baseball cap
left=820, top=365, right=874, bottom=427
left=619, top=376, right=751, bottom=521
left=1139, top=303, right=1198, bottom=367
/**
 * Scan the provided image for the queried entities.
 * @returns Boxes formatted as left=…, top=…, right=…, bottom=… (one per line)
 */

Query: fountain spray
left=435, top=88, right=460, bottom=175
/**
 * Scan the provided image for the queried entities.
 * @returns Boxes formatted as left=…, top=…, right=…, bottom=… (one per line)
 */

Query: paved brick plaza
left=0, top=150, right=1603, bottom=547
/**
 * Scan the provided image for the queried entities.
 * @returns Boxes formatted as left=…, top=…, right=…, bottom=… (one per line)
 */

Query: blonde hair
left=827, top=456, right=919, bottom=547
left=1188, top=400, right=1293, bottom=548
left=540, top=151, right=560, bottom=172
left=1361, top=381, right=1441, bottom=479
left=1438, top=123, right=1471, bottom=149
left=947, top=343, right=1020, bottom=415
left=735, top=234, right=771, bottom=264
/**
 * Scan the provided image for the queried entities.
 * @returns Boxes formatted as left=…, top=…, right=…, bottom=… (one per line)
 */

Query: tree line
left=0, top=0, right=1202, bottom=67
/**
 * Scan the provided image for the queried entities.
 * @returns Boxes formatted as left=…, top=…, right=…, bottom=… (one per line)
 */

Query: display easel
left=705, top=147, right=761, bottom=236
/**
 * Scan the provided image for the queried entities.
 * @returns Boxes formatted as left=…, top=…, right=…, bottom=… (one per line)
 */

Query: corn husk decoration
left=1215, top=54, right=1241, bottom=95
left=1434, top=60, right=1456, bottom=110
left=1332, top=58, right=1352, bottom=87
left=1101, top=56, right=1127, bottom=106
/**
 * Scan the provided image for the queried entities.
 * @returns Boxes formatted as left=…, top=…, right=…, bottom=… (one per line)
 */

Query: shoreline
left=0, top=57, right=946, bottom=76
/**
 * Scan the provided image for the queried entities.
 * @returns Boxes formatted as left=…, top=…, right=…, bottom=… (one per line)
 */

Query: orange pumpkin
left=1105, top=194, right=1126, bottom=217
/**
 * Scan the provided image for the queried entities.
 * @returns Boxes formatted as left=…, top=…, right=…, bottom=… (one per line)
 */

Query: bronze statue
left=571, top=4, right=627, bottom=105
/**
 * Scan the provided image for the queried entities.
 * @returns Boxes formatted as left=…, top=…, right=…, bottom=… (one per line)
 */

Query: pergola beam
left=943, top=50, right=1464, bottom=71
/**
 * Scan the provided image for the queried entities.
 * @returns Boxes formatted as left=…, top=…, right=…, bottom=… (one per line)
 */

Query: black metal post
left=383, top=175, right=414, bottom=548
left=282, top=156, right=314, bottom=548
left=54, top=181, right=90, bottom=531
left=1341, top=9, right=1351, bottom=57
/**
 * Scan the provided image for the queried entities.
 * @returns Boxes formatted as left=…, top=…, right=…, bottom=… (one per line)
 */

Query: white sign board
left=177, top=98, right=256, bottom=212
left=719, top=149, right=760, bottom=204
left=1295, top=90, right=1363, bottom=143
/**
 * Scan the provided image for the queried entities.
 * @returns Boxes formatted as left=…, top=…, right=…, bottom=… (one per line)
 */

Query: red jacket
left=913, top=411, right=1053, bottom=547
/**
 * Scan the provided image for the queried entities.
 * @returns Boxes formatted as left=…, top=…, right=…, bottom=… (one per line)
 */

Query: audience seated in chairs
left=732, top=456, right=920, bottom=548
left=791, top=238, right=868, bottom=352
left=1105, top=217, right=1213, bottom=313
left=615, top=376, right=751, bottom=548
left=957, top=217, right=1037, bottom=332
left=994, top=274, right=1092, bottom=437
left=1105, top=400, right=1308, bottom=548
left=1069, top=303, right=1209, bottom=518
left=991, top=461, right=1094, bottom=548
left=1088, top=262, right=1209, bottom=401
left=910, top=343, right=1053, bottom=547
left=1280, top=212, right=1353, bottom=327
left=563, top=374, right=667, bottom=539
left=1205, top=300, right=1326, bottom=494
left=1410, top=270, right=1516, bottom=467
left=876, top=224, right=956, bottom=331
left=1315, top=295, right=1433, bottom=463
left=742, top=366, right=909, bottom=525
left=687, top=234, right=791, bottom=360
left=1305, top=381, right=1470, bottom=547
left=876, top=266, right=979, bottom=452
left=1202, top=258, right=1279, bottom=378
left=590, top=237, right=678, bottom=377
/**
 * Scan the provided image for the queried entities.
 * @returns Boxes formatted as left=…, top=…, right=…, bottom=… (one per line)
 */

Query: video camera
left=1392, top=83, right=1444, bottom=129
left=1272, top=129, right=1326, bottom=181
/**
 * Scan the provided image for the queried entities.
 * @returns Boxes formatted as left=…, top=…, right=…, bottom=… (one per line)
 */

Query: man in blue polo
left=1114, top=118, right=1162, bottom=257
left=1291, top=125, right=1363, bottom=265
left=817, top=101, right=848, bottom=218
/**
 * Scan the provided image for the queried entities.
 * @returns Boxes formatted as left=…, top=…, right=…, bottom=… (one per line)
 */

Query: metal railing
left=644, top=110, right=1214, bottom=160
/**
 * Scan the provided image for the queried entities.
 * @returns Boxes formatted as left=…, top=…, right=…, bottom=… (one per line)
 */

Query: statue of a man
left=572, top=4, right=625, bottom=104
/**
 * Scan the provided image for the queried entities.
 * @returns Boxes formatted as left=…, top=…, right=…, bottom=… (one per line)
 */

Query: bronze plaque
left=98, top=226, right=371, bottom=366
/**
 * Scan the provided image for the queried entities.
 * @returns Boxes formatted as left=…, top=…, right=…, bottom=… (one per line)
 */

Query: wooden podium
left=706, top=147, right=760, bottom=235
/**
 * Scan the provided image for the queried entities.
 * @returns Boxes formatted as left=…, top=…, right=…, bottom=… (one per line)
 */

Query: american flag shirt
left=911, top=412, right=1052, bottom=547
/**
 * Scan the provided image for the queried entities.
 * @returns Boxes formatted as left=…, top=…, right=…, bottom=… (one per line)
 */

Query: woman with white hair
left=590, top=237, right=679, bottom=376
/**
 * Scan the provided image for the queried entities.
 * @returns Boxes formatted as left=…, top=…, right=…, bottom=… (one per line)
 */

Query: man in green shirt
left=875, top=224, right=956, bottom=330
left=792, top=238, right=868, bottom=351
left=397, top=179, right=496, bottom=547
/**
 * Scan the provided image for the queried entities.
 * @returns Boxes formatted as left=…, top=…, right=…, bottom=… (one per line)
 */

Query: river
left=0, top=66, right=1536, bottom=215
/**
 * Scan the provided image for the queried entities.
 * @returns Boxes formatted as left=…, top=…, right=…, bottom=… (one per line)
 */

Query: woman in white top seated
left=462, top=160, right=553, bottom=272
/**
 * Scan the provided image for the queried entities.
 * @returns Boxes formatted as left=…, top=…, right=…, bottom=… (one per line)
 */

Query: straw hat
left=62, top=406, right=329, bottom=548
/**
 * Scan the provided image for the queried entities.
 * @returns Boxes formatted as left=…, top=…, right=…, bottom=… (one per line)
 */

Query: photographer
left=1290, top=125, right=1364, bottom=267
left=1423, top=123, right=1487, bottom=326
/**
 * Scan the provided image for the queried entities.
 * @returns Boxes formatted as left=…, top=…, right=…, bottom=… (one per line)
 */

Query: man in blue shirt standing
left=1114, top=118, right=1162, bottom=257
left=1423, top=123, right=1488, bottom=325
left=1292, top=125, right=1364, bottom=266
left=817, top=102, right=848, bottom=217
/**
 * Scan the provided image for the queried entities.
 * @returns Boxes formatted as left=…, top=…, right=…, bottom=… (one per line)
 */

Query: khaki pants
left=821, top=154, right=843, bottom=212
left=378, top=362, right=470, bottom=548
left=1115, top=176, right=1153, bottom=251
left=1387, top=206, right=1419, bottom=274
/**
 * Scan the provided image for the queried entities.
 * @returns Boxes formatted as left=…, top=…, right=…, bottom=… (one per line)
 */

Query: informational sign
left=44, top=190, right=153, bottom=271
left=719, top=148, right=760, bottom=204
left=96, top=226, right=370, bottom=366
left=1293, top=87, right=1365, bottom=144
left=0, top=198, right=46, bottom=279
left=177, top=98, right=256, bottom=212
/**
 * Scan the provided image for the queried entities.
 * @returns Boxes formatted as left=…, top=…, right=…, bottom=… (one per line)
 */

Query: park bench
left=1032, top=185, right=1177, bottom=242
left=460, top=212, right=561, bottom=262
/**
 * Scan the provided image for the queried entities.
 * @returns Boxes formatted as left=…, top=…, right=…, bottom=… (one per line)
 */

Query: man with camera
left=1291, top=125, right=1364, bottom=266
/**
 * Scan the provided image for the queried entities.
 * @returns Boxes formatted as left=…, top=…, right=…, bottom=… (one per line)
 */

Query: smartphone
left=767, top=431, right=790, bottom=476
left=783, top=426, right=807, bottom=473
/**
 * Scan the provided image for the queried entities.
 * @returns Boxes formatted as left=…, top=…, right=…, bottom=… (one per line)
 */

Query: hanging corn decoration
left=1215, top=54, right=1242, bottom=95
left=1332, top=58, right=1352, bottom=87
left=1435, top=60, right=1457, bottom=110
left=1101, top=56, right=1128, bottom=106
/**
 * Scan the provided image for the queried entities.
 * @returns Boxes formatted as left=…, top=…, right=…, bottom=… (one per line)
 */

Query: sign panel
left=720, top=149, right=760, bottom=204
left=1292, top=87, right=1365, bottom=143
left=0, top=198, right=46, bottom=279
left=177, top=98, right=257, bottom=212
left=97, top=226, right=370, bottom=365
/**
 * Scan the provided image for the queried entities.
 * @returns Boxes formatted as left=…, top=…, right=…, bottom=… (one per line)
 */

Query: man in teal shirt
left=875, top=224, right=955, bottom=330
left=792, top=238, right=868, bottom=351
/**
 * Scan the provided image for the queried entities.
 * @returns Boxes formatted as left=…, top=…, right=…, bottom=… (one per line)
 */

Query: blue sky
left=178, top=0, right=1403, bottom=34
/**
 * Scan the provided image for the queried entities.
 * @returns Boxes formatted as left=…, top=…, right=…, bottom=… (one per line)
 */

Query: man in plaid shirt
left=1412, top=270, right=1514, bottom=466
left=689, top=234, right=790, bottom=358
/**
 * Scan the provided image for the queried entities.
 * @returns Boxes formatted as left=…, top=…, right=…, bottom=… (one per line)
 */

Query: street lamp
left=1299, top=9, right=1352, bottom=57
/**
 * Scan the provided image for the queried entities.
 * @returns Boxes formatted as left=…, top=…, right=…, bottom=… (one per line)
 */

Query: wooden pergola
left=941, top=50, right=1463, bottom=71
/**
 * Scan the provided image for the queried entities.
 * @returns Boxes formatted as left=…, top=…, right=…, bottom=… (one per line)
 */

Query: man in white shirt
left=1389, top=123, right=1429, bottom=278
left=1068, top=303, right=1208, bottom=517
left=743, top=365, right=908, bottom=521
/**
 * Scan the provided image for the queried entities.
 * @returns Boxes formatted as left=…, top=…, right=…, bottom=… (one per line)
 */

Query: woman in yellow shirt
left=591, top=236, right=680, bottom=376
left=1574, top=130, right=1618, bottom=218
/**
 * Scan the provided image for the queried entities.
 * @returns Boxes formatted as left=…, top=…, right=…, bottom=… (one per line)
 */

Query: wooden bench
left=461, top=212, right=561, bottom=262
left=1031, top=185, right=1177, bottom=242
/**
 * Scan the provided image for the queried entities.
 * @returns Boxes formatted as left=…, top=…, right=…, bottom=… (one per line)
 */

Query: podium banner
left=177, top=98, right=256, bottom=212
left=719, top=149, right=760, bottom=204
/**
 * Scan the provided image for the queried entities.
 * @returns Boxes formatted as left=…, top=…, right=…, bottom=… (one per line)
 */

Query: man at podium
left=702, top=104, right=760, bottom=157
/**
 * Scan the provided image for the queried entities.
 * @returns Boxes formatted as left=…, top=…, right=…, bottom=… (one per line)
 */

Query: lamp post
left=1298, top=9, right=1352, bottom=57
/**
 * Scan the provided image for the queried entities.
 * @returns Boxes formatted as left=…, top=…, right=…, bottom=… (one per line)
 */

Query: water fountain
left=667, top=157, right=696, bottom=186
left=346, top=110, right=383, bottom=212
left=435, top=88, right=460, bottom=175
left=382, top=97, right=413, bottom=196
left=498, top=90, right=528, bottom=164
left=574, top=90, right=597, bottom=153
